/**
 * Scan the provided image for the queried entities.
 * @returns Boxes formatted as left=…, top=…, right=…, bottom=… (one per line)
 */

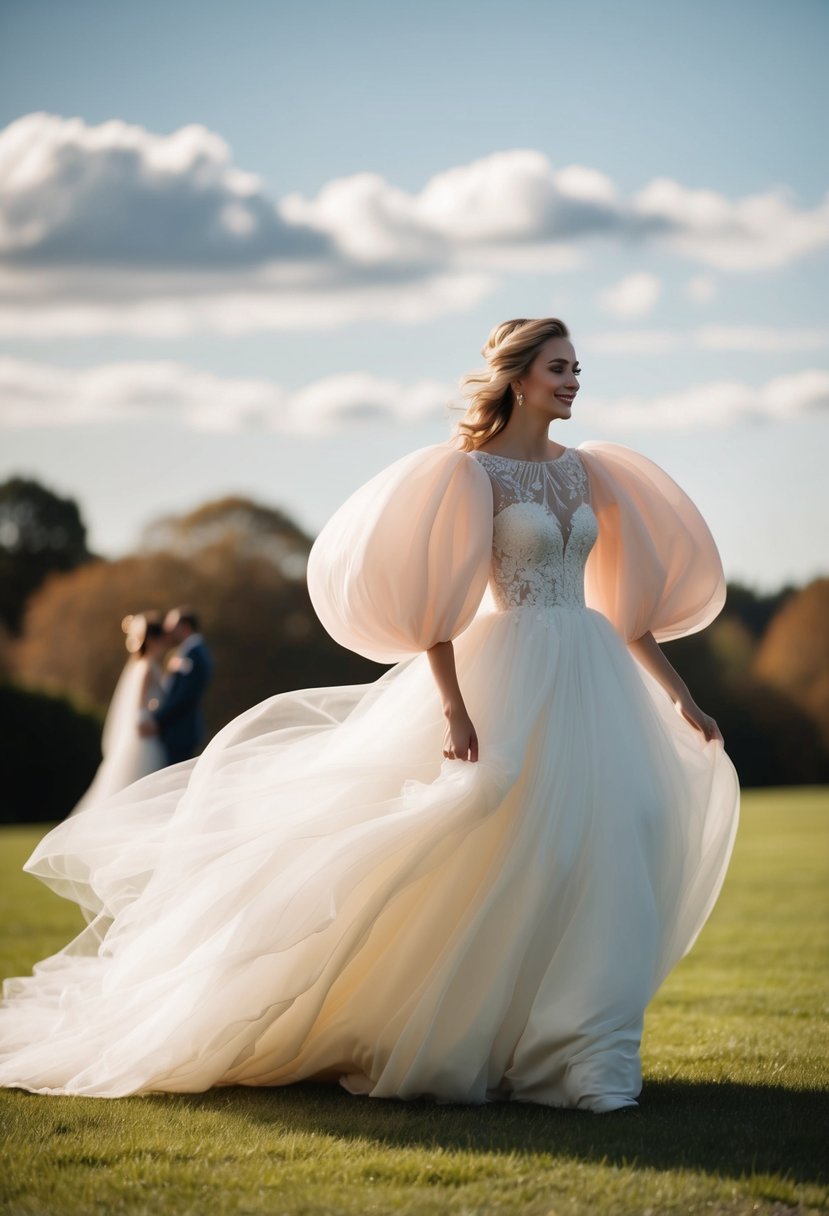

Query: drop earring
left=517, top=392, right=524, bottom=407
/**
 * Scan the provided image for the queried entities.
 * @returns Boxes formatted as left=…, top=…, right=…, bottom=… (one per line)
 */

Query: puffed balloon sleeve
left=578, top=441, right=727, bottom=645
left=306, top=442, right=495, bottom=664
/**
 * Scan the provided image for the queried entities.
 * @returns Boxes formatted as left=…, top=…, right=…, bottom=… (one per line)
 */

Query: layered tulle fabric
left=307, top=443, right=494, bottom=663
left=579, top=442, right=727, bottom=644
left=0, top=437, right=740, bottom=1112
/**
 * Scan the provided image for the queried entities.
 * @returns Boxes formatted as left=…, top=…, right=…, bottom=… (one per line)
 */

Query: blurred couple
left=69, top=606, right=214, bottom=817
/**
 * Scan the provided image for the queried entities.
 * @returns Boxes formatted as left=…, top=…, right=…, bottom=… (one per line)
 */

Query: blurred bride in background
left=68, top=611, right=169, bottom=817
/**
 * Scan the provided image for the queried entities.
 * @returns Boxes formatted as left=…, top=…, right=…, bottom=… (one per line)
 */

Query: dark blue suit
left=152, top=638, right=214, bottom=765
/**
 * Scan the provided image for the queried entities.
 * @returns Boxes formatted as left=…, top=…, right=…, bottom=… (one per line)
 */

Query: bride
left=0, top=317, right=740, bottom=1114
left=67, top=611, right=168, bottom=817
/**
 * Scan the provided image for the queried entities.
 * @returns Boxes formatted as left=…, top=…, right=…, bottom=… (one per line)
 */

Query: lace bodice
left=471, top=448, right=598, bottom=613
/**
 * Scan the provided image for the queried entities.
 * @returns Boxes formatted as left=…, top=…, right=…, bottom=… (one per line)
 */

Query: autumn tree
left=138, top=495, right=310, bottom=580
left=642, top=582, right=829, bottom=785
left=752, top=577, right=829, bottom=751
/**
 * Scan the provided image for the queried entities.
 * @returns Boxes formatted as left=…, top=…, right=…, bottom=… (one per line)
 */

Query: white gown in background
left=0, top=439, right=740, bottom=1113
left=68, top=655, right=168, bottom=817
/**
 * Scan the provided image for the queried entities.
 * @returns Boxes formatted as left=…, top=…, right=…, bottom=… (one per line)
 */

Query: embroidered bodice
left=470, top=447, right=598, bottom=612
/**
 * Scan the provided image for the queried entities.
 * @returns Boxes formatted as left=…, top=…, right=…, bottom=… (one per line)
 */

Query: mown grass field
left=1, top=786, right=827, bottom=1215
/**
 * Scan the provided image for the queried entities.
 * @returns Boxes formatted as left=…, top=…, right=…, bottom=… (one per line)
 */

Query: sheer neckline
left=474, top=446, right=572, bottom=467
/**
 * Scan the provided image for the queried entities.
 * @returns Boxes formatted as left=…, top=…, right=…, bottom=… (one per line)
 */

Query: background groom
left=139, top=605, right=214, bottom=765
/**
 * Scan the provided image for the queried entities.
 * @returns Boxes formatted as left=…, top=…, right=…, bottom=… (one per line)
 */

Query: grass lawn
left=0, top=786, right=827, bottom=1215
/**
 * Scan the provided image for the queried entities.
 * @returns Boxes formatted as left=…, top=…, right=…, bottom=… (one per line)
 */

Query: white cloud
left=1, top=113, right=828, bottom=336
left=585, top=330, right=683, bottom=355
left=597, top=272, right=662, bottom=319
left=2, top=354, right=827, bottom=436
left=696, top=326, right=829, bottom=352
left=685, top=274, right=718, bottom=304
left=0, top=356, right=453, bottom=433
left=586, top=325, right=829, bottom=355
left=633, top=178, right=829, bottom=270
left=0, top=268, right=495, bottom=338
left=0, top=112, right=328, bottom=266
left=584, top=368, right=829, bottom=431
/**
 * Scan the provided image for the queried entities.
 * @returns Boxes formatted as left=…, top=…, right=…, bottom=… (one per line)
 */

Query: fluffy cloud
left=0, top=112, right=330, bottom=267
left=2, top=113, right=827, bottom=336
left=633, top=177, right=829, bottom=271
left=685, top=274, right=718, bottom=305
left=585, top=368, right=829, bottom=431
left=586, top=325, right=829, bottom=354
left=597, top=272, right=662, bottom=319
left=0, top=356, right=452, bottom=433
left=2, top=353, right=827, bottom=435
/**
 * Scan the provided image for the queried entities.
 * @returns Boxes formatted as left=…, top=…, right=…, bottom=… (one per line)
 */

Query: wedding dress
left=68, top=655, right=167, bottom=817
left=0, top=439, right=740, bottom=1112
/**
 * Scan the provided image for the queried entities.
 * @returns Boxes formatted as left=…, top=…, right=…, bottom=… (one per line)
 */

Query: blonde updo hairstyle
left=451, top=317, right=571, bottom=453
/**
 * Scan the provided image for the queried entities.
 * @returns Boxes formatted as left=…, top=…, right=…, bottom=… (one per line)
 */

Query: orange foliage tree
left=752, top=577, right=829, bottom=750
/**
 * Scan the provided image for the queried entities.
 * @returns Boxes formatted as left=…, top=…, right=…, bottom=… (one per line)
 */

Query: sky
left=1, top=0, right=827, bottom=595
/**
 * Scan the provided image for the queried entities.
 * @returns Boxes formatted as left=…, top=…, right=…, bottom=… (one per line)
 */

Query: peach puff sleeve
left=306, top=442, right=494, bottom=664
left=578, top=441, right=727, bottom=644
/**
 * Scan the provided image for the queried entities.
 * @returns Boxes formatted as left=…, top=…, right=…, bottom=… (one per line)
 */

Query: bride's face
left=517, top=337, right=581, bottom=418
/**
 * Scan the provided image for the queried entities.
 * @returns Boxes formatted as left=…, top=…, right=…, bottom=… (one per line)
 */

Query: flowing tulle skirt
left=0, top=604, right=739, bottom=1112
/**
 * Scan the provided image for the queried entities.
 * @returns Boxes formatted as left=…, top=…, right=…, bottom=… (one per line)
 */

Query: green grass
left=1, top=787, right=827, bottom=1215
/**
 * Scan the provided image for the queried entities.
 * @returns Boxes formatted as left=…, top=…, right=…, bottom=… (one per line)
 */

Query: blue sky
left=1, top=0, right=827, bottom=593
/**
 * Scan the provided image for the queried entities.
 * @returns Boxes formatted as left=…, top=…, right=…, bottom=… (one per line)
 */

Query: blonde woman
left=0, top=318, right=739, bottom=1116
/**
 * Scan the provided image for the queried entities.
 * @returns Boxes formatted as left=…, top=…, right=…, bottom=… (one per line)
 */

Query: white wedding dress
left=0, top=439, right=740, bottom=1112
left=68, top=655, right=167, bottom=817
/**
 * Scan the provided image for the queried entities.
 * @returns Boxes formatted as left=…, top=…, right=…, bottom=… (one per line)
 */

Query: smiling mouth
left=556, top=395, right=576, bottom=403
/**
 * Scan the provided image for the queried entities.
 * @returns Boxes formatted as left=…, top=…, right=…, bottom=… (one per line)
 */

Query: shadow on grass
left=124, top=1077, right=829, bottom=1186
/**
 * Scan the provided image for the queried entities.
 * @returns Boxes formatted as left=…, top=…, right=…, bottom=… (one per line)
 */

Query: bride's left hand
left=674, top=694, right=723, bottom=743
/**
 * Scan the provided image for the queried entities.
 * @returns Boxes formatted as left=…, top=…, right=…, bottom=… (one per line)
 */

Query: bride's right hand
left=442, top=708, right=479, bottom=763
